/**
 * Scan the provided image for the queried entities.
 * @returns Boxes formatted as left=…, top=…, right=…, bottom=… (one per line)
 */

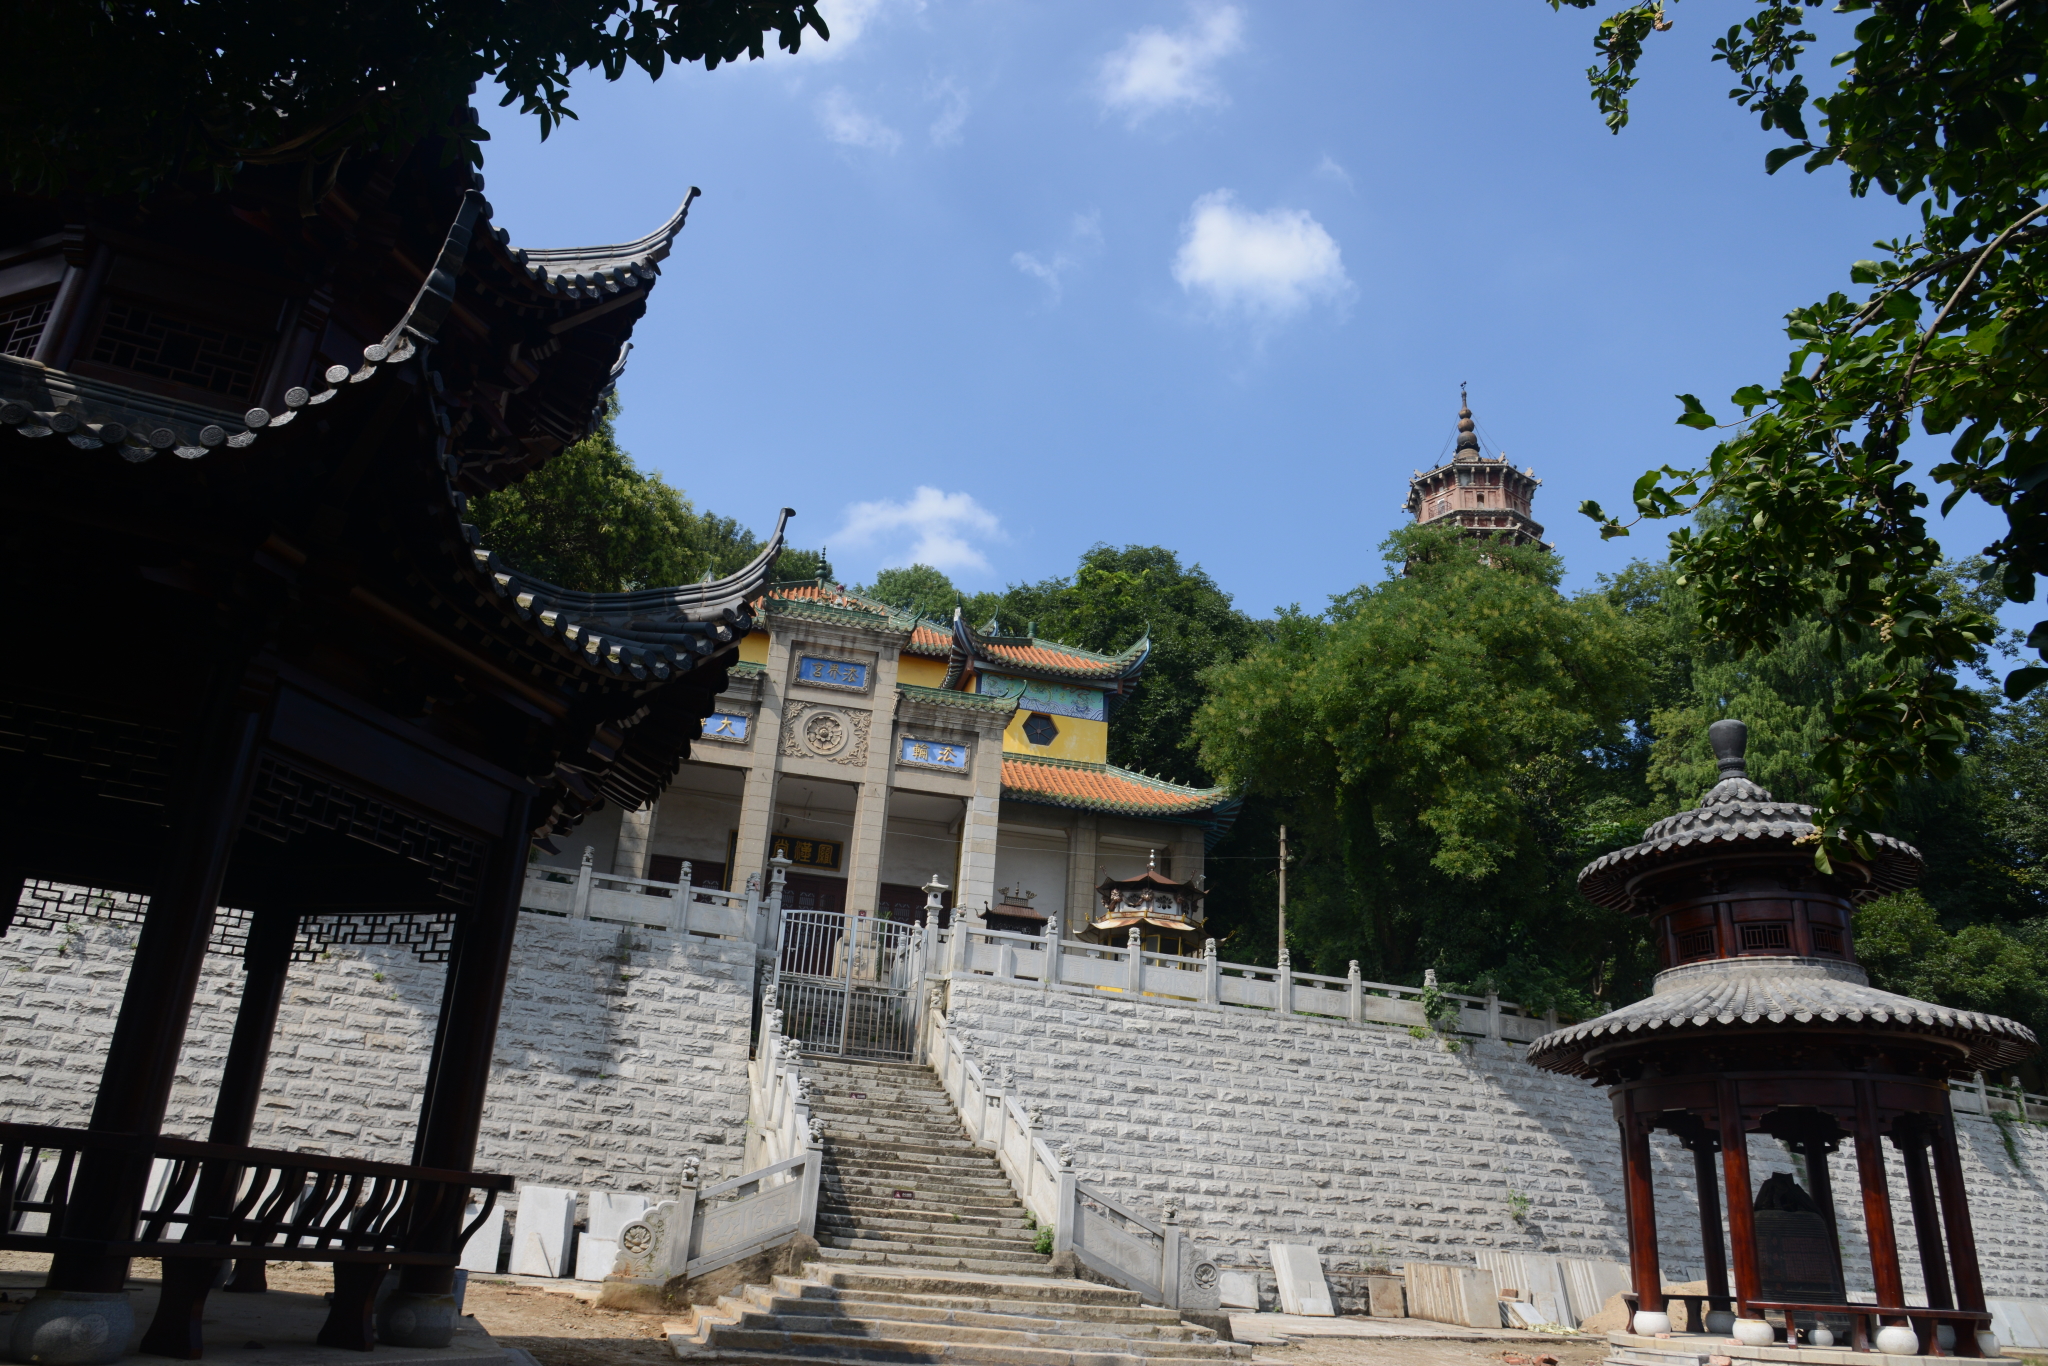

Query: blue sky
left=475, top=0, right=2012, bottom=622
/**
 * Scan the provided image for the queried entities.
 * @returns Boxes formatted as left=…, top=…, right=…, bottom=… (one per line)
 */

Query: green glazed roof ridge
left=898, top=682, right=1017, bottom=710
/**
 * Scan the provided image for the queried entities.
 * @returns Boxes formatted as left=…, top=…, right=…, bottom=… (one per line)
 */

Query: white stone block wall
left=0, top=912, right=759, bottom=1200
left=945, top=976, right=2048, bottom=1314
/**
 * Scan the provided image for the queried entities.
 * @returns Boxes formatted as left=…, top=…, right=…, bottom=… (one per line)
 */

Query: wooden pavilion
left=0, top=118, right=783, bottom=1360
left=1529, top=721, right=2037, bottom=1357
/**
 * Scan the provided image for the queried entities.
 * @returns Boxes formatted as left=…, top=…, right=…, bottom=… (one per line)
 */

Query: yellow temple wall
left=1003, top=711, right=1108, bottom=764
left=896, top=654, right=949, bottom=688
left=737, top=631, right=771, bottom=664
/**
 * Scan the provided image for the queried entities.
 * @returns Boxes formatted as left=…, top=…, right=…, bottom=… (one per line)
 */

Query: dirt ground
left=1249, top=1338, right=1610, bottom=1366
left=0, top=1254, right=1620, bottom=1366
left=0, top=1254, right=673, bottom=1366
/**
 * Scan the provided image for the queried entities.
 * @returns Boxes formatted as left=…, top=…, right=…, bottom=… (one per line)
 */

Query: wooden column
left=1931, top=1112, right=1988, bottom=1313
left=48, top=689, right=264, bottom=1295
left=1691, top=1139, right=1731, bottom=1312
left=1802, top=1135, right=1844, bottom=1271
left=1897, top=1124, right=1955, bottom=1311
left=1851, top=1080, right=1907, bottom=1310
left=1620, top=1092, right=1664, bottom=1314
left=396, top=791, right=535, bottom=1297
left=1717, top=1080, right=1761, bottom=1318
left=139, top=909, right=301, bottom=1356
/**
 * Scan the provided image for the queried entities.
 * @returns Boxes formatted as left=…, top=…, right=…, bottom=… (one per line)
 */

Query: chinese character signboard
left=796, top=656, right=869, bottom=691
left=771, top=835, right=843, bottom=871
left=899, top=737, right=969, bottom=771
left=700, top=712, right=751, bottom=742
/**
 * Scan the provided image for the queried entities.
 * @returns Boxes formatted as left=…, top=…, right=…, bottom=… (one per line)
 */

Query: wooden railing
left=0, top=1123, right=508, bottom=1263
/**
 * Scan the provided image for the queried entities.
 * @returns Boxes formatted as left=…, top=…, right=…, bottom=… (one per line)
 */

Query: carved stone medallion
left=782, top=701, right=870, bottom=766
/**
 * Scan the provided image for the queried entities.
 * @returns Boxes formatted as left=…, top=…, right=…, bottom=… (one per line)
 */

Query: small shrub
left=1033, top=1225, right=1054, bottom=1256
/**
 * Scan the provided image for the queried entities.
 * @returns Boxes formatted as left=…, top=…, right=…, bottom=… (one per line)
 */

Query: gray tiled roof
left=1578, top=774, right=1923, bottom=911
left=1527, top=956, right=2038, bottom=1078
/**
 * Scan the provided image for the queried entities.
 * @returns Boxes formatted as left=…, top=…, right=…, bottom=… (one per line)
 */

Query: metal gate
left=775, top=909, right=924, bottom=1059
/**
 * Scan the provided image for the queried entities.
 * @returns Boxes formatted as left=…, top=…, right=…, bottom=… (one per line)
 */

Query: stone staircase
left=661, top=1055, right=1247, bottom=1364
left=668, top=1264, right=1250, bottom=1364
left=807, top=1056, right=1051, bottom=1275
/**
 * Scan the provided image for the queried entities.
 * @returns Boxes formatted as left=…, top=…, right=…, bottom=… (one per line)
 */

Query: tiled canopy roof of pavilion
left=942, top=617, right=1150, bottom=691
left=1000, top=754, right=1236, bottom=819
left=0, top=161, right=791, bottom=839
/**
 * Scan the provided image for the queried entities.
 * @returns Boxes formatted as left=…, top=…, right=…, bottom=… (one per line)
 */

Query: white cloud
left=1171, top=190, right=1351, bottom=321
left=801, top=0, right=914, bottom=60
left=817, top=88, right=901, bottom=152
left=1011, top=211, right=1104, bottom=305
left=835, top=487, right=1004, bottom=576
left=1096, top=5, right=1244, bottom=123
left=928, top=77, right=970, bottom=148
left=1314, top=153, right=1353, bottom=190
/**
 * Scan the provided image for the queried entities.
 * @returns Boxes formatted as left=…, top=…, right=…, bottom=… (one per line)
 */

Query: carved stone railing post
left=674, top=859, right=695, bottom=936
left=1162, top=1201, right=1183, bottom=1310
left=571, top=844, right=595, bottom=920
left=1203, top=938, right=1221, bottom=1005
left=1042, top=917, right=1061, bottom=993
left=1348, top=960, right=1364, bottom=1024
left=1052, top=1143, right=1077, bottom=1257
left=1486, top=989, right=1502, bottom=1042
left=1126, top=926, right=1143, bottom=996
left=665, top=1154, right=701, bottom=1281
left=1276, top=947, right=1294, bottom=1016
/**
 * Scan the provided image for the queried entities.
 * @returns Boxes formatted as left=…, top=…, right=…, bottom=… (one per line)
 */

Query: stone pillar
left=614, top=797, right=658, bottom=880
left=1065, top=813, right=1099, bottom=939
left=730, top=629, right=795, bottom=887
left=840, top=648, right=902, bottom=918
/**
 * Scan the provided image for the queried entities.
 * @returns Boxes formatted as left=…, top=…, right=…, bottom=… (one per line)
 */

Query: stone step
left=822, top=1172, right=1020, bottom=1199
left=742, top=1289, right=1210, bottom=1338
left=819, top=1233, right=1051, bottom=1263
left=720, top=1312, right=1243, bottom=1359
left=688, top=1323, right=1221, bottom=1365
left=812, top=1245, right=1058, bottom=1276
left=824, top=1141, right=1001, bottom=1169
left=795, top=1268, right=1148, bottom=1308
left=815, top=1212, right=1037, bottom=1241
left=822, top=1197, right=1027, bottom=1224
left=814, top=1229, right=1043, bottom=1259
left=824, top=1158, right=1016, bottom=1184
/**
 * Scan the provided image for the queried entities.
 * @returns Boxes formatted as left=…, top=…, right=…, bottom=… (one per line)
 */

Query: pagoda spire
left=1455, top=383, right=1481, bottom=459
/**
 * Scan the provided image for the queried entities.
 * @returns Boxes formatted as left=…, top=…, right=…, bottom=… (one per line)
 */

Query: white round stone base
left=7, top=1289, right=133, bottom=1366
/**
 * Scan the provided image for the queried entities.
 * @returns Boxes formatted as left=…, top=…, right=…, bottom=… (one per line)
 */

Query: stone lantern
left=1529, top=721, right=2036, bottom=1357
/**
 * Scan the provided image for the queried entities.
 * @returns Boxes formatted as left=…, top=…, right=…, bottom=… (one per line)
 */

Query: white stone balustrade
left=925, top=922, right=1558, bottom=1042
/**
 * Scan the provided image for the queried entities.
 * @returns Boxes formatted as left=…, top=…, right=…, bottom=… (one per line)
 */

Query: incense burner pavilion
left=1530, top=721, right=2038, bottom=1361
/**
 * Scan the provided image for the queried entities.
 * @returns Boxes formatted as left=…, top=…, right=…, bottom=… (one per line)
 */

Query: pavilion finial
left=1455, top=383, right=1479, bottom=455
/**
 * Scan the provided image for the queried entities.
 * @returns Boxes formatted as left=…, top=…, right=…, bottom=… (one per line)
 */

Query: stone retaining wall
left=0, top=912, right=759, bottom=1197
left=942, top=975, right=2048, bottom=1314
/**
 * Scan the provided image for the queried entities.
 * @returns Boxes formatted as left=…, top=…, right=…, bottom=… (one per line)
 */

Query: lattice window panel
left=1675, top=928, right=1716, bottom=961
left=9, top=883, right=455, bottom=963
left=0, top=698, right=178, bottom=806
left=1811, top=925, right=1843, bottom=955
left=12, top=882, right=254, bottom=956
left=294, top=913, right=456, bottom=964
left=1739, top=921, right=1792, bottom=952
left=0, top=299, right=52, bottom=359
left=243, top=754, right=481, bottom=906
left=88, top=298, right=267, bottom=399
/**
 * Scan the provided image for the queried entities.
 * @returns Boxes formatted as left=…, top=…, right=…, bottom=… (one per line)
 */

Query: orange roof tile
left=908, top=623, right=952, bottom=655
left=1000, top=756, right=1232, bottom=816
left=975, top=637, right=1142, bottom=680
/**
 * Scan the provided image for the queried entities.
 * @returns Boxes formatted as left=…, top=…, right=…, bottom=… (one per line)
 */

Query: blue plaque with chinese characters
left=700, top=712, right=750, bottom=741
left=900, top=737, right=969, bottom=770
left=797, top=655, right=869, bottom=690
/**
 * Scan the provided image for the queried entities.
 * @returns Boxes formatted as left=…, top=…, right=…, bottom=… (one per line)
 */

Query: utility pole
left=1277, top=825, right=1289, bottom=965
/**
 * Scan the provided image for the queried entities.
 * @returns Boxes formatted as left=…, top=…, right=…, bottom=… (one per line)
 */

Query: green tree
left=863, top=564, right=960, bottom=621
left=1855, top=891, right=2048, bottom=1075
left=469, top=406, right=815, bottom=592
left=1193, top=525, right=1654, bottom=1007
left=1553, top=0, right=2048, bottom=858
left=9, top=1, right=827, bottom=193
